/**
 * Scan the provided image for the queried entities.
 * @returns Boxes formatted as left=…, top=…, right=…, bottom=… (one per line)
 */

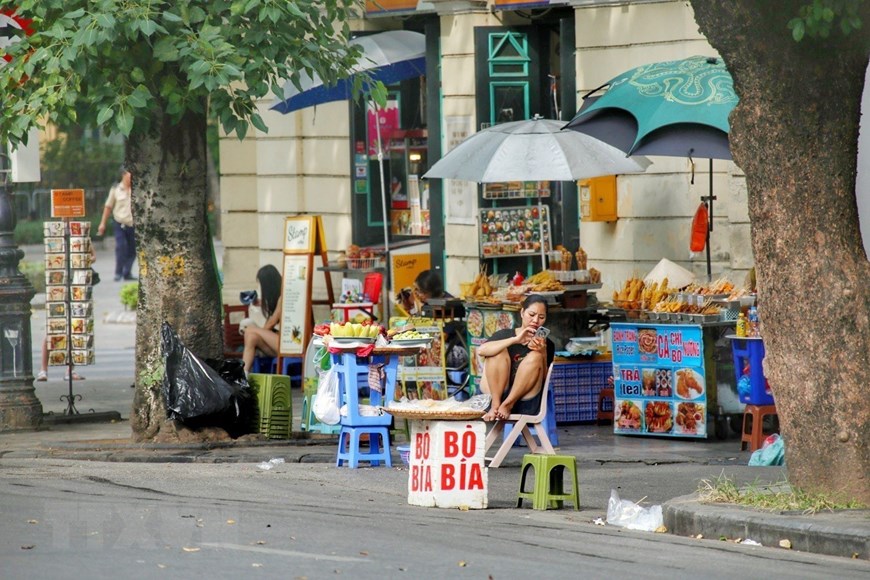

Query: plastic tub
left=397, top=445, right=411, bottom=466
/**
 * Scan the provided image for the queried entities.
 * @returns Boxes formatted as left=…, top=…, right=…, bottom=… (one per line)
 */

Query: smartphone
left=535, top=326, right=550, bottom=339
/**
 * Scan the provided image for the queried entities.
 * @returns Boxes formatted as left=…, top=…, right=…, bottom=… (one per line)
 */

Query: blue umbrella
left=271, top=30, right=425, bottom=114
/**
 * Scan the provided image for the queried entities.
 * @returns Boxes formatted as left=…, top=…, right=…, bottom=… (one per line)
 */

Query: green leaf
left=162, top=11, right=183, bottom=23
left=96, top=13, right=116, bottom=28
left=250, top=113, right=268, bottom=133
left=153, top=38, right=180, bottom=62
left=791, top=19, right=806, bottom=41
left=127, top=85, right=152, bottom=108
left=96, top=106, right=114, bottom=125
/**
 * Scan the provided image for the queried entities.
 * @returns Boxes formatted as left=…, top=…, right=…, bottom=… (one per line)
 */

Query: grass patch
left=698, top=472, right=867, bottom=515
left=18, top=260, right=46, bottom=293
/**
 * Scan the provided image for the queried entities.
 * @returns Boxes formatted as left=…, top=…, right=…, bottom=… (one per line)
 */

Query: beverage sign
left=407, top=421, right=487, bottom=509
left=611, top=323, right=708, bottom=438
left=50, top=189, right=85, bottom=218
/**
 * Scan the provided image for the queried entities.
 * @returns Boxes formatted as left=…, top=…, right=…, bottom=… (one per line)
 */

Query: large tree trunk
left=691, top=1, right=870, bottom=503
left=128, top=109, right=224, bottom=443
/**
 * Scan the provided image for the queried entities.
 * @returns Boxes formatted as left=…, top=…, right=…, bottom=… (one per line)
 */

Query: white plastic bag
left=606, top=489, right=663, bottom=531
left=313, top=368, right=341, bottom=425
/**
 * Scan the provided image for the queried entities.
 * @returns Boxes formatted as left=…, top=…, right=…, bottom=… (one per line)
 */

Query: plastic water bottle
left=748, top=306, right=759, bottom=337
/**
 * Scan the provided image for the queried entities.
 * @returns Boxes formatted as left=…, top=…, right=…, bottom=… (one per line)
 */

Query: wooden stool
left=597, top=387, right=614, bottom=424
left=741, top=404, right=778, bottom=452
left=516, top=454, right=579, bottom=511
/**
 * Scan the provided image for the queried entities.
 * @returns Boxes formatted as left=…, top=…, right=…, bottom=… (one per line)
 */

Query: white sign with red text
left=407, top=420, right=488, bottom=509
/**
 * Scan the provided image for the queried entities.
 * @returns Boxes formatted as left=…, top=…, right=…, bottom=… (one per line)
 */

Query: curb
left=663, top=493, right=870, bottom=560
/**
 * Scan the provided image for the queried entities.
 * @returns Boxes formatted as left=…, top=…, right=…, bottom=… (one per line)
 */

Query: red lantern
left=690, top=202, right=709, bottom=253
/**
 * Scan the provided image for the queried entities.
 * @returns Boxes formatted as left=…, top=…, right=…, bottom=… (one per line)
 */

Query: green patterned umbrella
left=566, top=56, right=737, bottom=160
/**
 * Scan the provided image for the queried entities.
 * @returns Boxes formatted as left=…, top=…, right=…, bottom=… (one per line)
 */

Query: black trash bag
left=201, top=357, right=257, bottom=438
left=161, top=322, right=254, bottom=436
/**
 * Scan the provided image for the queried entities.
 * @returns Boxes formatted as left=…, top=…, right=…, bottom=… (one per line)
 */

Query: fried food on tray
left=644, top=401, right=673, bottom=433
left=676, top=368, right=704, bottom=399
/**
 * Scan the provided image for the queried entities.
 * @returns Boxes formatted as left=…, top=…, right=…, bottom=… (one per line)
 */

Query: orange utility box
left=579, top=175, right=617, bottom=222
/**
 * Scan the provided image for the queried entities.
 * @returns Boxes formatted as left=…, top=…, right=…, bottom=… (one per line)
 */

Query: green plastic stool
left=516, top=454, right=580, bottom=511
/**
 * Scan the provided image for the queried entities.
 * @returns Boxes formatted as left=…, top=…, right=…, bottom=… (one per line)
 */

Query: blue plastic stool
left=336, top=425, right=392, bottom=467
left=330, top=351, right=398, bottom=468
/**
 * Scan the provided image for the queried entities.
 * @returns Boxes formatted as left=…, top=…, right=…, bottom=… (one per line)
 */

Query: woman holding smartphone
left=478, top=294, right=555, bottom=421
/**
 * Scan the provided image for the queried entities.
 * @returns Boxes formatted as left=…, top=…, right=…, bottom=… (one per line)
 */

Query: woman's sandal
left=64, top=372, right=85, bottom=381
left=36, top=370, right=47, bottom=382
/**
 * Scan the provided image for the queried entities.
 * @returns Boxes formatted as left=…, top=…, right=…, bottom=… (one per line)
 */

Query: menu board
left=279, top=254, right=309, bottom=356
left=479, top=204, right=551, bottom=258
left=611, top=322, right=707, bottom=438
left=465, top=306, right=517, bottom=393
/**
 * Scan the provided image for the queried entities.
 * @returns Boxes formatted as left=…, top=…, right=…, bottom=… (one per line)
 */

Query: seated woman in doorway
left=478, top=294, right=555, bottom=421
left=242, top=264, right=283, bottom=373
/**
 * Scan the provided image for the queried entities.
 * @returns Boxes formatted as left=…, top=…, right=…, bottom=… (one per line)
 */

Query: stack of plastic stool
left=516, top=454, right=579, bottom=510
left=247, top=373, right=292, bottom=439
left=741, top=404, right=778, bottom=452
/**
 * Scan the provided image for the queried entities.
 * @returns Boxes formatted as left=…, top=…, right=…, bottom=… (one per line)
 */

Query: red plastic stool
left=597, top=387, right=614, bottom=424
left=741, top=404, right=778, bottom=452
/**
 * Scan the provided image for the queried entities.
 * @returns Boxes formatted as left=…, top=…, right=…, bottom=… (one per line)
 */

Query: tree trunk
left=691, top=1, right=870, bottom=503
left=127, top=108, right=224, bottom=443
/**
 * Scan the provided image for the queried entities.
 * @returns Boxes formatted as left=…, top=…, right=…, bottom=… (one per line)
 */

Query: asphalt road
left=1, top=460, right=867, bottom=579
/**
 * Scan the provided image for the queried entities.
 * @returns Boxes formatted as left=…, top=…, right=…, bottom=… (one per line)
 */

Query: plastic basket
left=347, top=256, right=384, bottom=270
left=397, top=445, right=411, bottom=466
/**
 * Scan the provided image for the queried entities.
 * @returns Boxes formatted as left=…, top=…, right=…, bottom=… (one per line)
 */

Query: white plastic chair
left=484, top=364, right=556, bottom=468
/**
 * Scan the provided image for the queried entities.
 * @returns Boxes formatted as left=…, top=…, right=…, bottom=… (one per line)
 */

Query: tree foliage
left=0, top=0, right=364, bottom=145
left=788, top=0, right=865, bottom=40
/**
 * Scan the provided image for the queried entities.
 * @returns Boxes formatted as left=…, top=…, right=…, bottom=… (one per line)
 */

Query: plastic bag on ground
left=313, top=367, right=341, bottom=425
left=161, top=322, right=253, bottom=435
left=606, top=489, right=664, bottom=531
left=748, top=433, right=785, bottom=466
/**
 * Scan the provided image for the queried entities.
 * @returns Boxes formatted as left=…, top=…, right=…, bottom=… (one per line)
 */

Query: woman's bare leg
left=479, top=350, right=510, bottom=421
left=243, top=327, right=279, bottom=372
left=497, top=349, right=545, bottom=418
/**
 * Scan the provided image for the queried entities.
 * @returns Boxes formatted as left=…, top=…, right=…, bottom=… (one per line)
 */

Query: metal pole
left=0, top=152, right=42, bottom=431
left=373, top=102, right=392, bottom=321
left=706, top=158, right=714, bottom=282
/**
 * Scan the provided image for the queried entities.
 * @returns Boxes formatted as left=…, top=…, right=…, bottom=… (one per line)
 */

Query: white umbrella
left=423, top=116, right=651, bottom=267
left=424, top=116, right=651, bottom=183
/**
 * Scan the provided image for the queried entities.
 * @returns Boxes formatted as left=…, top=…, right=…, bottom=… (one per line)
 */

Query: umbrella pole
left=706, top=158, right=713, bottom=282
left=374, top=101, right=392, bottom=320
left=537, top=196, right=546, bottom=271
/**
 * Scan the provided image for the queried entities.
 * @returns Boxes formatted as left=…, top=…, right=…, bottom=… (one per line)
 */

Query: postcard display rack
left=44, top=220, right=95, bottom=412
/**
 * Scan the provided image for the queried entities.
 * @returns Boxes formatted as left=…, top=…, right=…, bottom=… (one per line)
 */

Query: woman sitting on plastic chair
left=478, top=294, right=555, bottom=421
left=241, top=265, right=283, bottom=373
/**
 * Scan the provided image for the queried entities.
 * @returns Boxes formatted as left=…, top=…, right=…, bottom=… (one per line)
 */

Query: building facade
left=218, top=0, right=752, bottom=310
